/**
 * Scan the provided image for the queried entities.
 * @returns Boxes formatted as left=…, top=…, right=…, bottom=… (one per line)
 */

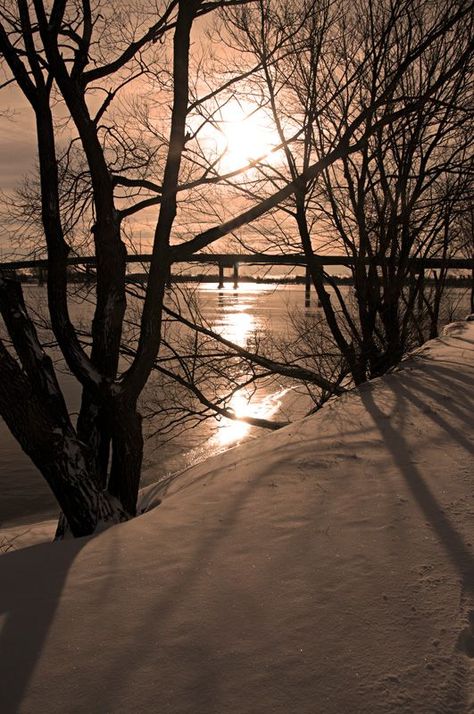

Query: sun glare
left=213, top=101, right=279, bottom=174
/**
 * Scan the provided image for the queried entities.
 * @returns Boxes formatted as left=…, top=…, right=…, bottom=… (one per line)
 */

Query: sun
left=214, top=100, right=279, bottom=174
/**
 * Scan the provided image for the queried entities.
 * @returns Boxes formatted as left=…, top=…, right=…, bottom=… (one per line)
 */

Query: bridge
left=1, top=252, right=472, bottom=304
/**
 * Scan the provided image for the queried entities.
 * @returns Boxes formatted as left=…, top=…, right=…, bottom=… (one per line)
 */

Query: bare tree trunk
left=108, top=402, right=144, bottom=517
left=0, top=342, right=126, bottom=538
left=0, top=273, right=126, bottom=536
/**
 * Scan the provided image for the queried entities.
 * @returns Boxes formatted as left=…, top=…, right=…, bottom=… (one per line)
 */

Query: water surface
left=1, top=281, right=469, bottom=527
left=0, top=282, right=311, bottom=526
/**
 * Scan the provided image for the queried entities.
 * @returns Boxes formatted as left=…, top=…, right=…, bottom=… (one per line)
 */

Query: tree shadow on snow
left=0, top=537, right=84, bottom=713
left=359, top=359, right=474, bottom=594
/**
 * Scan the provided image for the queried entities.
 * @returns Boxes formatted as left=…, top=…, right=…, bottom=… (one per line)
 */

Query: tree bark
left=0, top=340, right=126, bottom=537
left=108, top=402, right=144, bottom=517
left=0, top=272, right=127, bottom=536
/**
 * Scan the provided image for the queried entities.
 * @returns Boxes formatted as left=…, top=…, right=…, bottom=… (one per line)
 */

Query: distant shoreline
left=18, top=272, right=474, bottom=287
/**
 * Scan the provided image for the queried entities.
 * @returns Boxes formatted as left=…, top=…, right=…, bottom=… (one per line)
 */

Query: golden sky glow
left=202, top=99, right=280, bottom=174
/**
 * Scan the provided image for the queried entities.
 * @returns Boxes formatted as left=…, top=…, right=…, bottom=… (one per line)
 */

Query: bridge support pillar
left=218, top=263, right=225, bottom=289
left=233, top=263, right=239, bottom=289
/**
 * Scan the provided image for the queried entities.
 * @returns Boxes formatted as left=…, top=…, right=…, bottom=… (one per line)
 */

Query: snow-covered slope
left=1, top=319, right=474, bottom=714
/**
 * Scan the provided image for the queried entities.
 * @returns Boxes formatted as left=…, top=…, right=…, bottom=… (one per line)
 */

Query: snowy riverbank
left=1, top=318, right=474, bottom=713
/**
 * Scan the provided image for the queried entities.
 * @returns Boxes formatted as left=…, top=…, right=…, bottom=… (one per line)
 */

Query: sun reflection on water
left=200, top=283, right=290, bottom=447
left=216, top=387, right=291, bottom=446
left=214, top=308, right=255, bottom=347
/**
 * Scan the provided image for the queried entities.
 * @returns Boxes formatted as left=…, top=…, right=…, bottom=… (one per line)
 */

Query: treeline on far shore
left=17, top=269, right=474, bottom=287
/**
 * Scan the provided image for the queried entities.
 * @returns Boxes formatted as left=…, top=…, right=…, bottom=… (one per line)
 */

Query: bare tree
left=0, top=0, right=472, bottom=537
left=454, top=192, right=474, bottom=314
left=315, top=10, right=473, bottom=375
left=0, top=0, right=255, bottom=536
left=224, top=0, right=474, bottom=383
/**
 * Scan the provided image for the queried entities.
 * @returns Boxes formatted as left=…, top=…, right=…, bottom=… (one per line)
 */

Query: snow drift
left=1, top=319, right=474, bottom=713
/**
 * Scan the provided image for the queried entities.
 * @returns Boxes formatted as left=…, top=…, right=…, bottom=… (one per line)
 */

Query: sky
left=0, top=87, right=37, bottom=191
left=0, top=87, right=38, bottom=257
left=0, top=6, right=217, bottom=255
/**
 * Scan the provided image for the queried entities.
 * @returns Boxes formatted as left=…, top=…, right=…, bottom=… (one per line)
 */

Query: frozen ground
left=1, top=318, right=473, bottom=713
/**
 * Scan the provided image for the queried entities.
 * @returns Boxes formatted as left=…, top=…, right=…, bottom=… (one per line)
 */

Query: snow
left=1, top=319, right=474, bottom=713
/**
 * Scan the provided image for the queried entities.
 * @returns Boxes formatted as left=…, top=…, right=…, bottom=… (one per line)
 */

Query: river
left=0, top=281, right=470, bottom=527
left=0, top=283, right=314, bottom=526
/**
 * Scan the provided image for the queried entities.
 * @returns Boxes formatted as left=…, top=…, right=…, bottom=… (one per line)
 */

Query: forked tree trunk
left=0, top=343, right=127, bottom=537
left=0, top=273, right=127, bottom=537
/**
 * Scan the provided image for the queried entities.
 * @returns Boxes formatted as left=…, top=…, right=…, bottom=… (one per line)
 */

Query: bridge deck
left=0, top=253, right=472, bottom=271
